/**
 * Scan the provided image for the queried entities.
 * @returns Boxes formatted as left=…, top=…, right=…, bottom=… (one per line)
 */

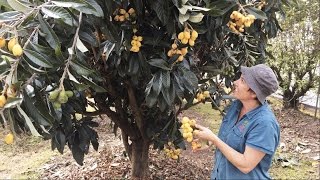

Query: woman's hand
left=194, top=124, right=216, bottom=143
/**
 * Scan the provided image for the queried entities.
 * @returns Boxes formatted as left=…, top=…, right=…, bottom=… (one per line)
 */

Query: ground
left=0, top=98, right=319, bottom=179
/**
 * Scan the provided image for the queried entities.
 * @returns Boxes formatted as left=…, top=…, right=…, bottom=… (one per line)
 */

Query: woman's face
left=232, top=75, right=254, bottom=101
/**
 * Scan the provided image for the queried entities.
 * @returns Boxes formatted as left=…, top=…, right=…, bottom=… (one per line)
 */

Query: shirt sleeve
left=245, top=120, right=279, bottom=155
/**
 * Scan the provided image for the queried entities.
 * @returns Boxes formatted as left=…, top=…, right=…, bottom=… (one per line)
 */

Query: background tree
left=0, top=0, right=286, bottom=178
left=267, top=0, right=320, bottom=108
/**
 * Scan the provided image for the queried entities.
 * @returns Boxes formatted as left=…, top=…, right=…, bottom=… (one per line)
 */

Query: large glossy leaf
left=245, top=6, right=267, bottom=20
left=52, top=0, right=104, bottom=17
left=81, top=76, right=107, bottom=92
left=102, top=40, right=115, bottom=61
left=16, top=105, right=42, bottom=137
left=148, top=58, right=171, bottom=70
left=153, top=71, right=163, bottom=96
left=4, top=97, right=23, bottom=109
left=0, top=11, right=22, bottom=21
left=146, top=88, right=158, bottom=107
left=23, top=49, right=53, bottom=68
left=161, top=70, right=170, bottom=88
left=55, top=130, right=66, bottom=154
left=152, top=0, right=169, bottom=25
left=0, top=56, right=11, bottom=75
left=22, top=92, right=52, bottom=126
left=41, top=6, right=74, bottom=26
left=38, top=14, right=61, bottom=52
left=70, top=60, right=94, bottom=76
left=7, top=0, right=31, bottom=13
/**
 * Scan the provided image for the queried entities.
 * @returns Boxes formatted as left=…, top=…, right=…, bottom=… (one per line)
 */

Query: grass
left=0, top=135, right=57, bottom=179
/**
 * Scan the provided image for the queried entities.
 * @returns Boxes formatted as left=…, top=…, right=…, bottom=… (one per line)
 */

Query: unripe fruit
left=0, top=37, right=6, bottom=48
left=58, top=90, right=68, bottom=104
left=124, top=13, right=130, bottom=19
left=8, top=38, right=17, bottom=52
left=12, top=44, right=23, bottom=56
left=4, top=133, right=14, bottom=144
left=53, top=102, right=61, bottom=109
left=49, top=90, right=60, bottom=101
left=0, top=95, right=6, bottom=108
left=65, top=90, right=73, bottom=98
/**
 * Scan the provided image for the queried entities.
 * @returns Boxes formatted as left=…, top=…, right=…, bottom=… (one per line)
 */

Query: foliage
left=0, top=0, right=287, bottom=177
left=267, top=0, right=320, bottom=108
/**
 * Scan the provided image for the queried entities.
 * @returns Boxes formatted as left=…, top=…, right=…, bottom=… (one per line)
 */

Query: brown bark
left=130, top=138, right=150, bottom=179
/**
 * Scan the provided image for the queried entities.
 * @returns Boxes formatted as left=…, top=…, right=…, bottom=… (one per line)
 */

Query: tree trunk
left=283, top=90, right=299, bottom=108
left=130, top=138, right=150, bottom=179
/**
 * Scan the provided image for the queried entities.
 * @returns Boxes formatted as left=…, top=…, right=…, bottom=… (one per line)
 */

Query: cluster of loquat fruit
left=196, top=90, right=210, bottom=102
left=227, top=11, right=256, bottom=34
left=0, top=37, right=23, bottom=56
left=180, top=116, right=204, bottom=150
left=49, top=89, right=73, bottom=109
left=130, top=35, right=143, bottom=52
left=167, top=43, right=188, bottom=62
left=177, top=28, right=198, bottom=46
left=167, top=28, right=198, bottom=62
left=163, top=142, right=182, bottom=160
left=114, top=8, right=136, bottom=22
left=180, top=116, right=196, bottom=142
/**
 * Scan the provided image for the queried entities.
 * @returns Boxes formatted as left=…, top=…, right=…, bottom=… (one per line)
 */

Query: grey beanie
left=240, top=64, right=279, bottom=104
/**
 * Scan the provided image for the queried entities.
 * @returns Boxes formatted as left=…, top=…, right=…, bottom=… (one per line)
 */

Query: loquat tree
left=0, top=0, right=287, bottom=178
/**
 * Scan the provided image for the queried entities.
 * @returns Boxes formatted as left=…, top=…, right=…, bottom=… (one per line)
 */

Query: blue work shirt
left=211, top=100, right=280, bottom=180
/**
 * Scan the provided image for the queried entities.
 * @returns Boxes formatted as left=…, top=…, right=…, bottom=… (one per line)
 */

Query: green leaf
left=79, top=30, right=98, bottom=47
left=41, top=6, right=74, bottom=26
left=145, top=76, right=154, bottom=96
left=23, top=49, right=53, bottom=68
left=7, top=0, right=32, bottom=13
left=162, top=70, right=170, bottom=88
left=52, top=0, right=104, bottom=17
left=22, top=91, right=53, bottom=126
left=200, top=66, right=222, bottom=75
left=4, top=97, right=23, bottom=108
left=70, top=60, right=94, bottom=76
left=81, top=76, right=107, bottom=92
left=16, top=105, right=42, bottom=137
left=0, top=11, right=22, bottom=21
left=152, top=0, right=169, bottom=25
left=148, top=58, right=171, bottom=70
left=0, top=56, right=11, bottom=75
left=245, top=6, right=267, bottom=20
left=38, top=14, right=61, bottom=52
left=153, top=71, right=163, bottom=96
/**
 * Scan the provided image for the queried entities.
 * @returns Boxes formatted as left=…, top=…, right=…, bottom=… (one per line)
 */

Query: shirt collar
left=234, top=100, right=267, bottom=120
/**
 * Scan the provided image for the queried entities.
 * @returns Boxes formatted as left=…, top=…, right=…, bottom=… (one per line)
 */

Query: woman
left=195, top=64, right=280, bottom=179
